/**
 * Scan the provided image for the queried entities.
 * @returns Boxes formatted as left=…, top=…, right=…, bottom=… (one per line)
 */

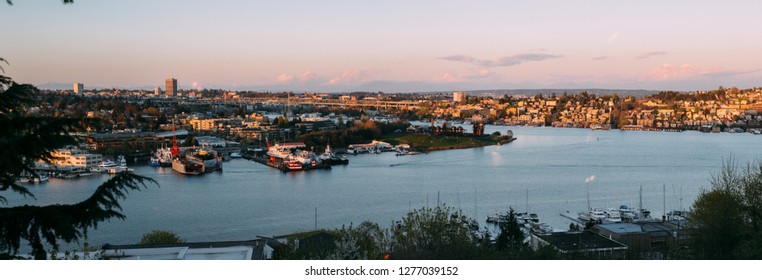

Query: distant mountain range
left=460, top=88, right=663, bottom=98
left=35, top=82, right=663, bottom=97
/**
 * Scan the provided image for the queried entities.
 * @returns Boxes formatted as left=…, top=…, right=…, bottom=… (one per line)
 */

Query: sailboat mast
left=663, top=184, right=666, bottom=221
left=586, top=183, right=591, bottom=211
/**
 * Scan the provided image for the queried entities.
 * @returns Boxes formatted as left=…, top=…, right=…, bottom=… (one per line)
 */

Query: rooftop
left=535, top=231, right=627, bottom=253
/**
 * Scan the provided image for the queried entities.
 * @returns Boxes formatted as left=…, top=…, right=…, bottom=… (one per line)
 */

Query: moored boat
left=171, top=156, right=204, bottom=175
left=189, top=147, right=223, bottom=172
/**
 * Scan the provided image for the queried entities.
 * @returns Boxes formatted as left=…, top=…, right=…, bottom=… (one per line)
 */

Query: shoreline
left=382, top=133, right=517, bottom=153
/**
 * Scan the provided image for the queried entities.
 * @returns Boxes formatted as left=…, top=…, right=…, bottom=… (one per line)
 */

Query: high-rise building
left=154, top=87, right=162, bottom=96
left=165, top=77, right=177, bottom=96
left=74, top=83, right=84, bottom=94
left=453, top=91, right=466, bottom=103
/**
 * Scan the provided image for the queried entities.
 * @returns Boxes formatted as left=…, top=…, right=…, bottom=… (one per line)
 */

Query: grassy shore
left=381, top=133, right=515, bottom=152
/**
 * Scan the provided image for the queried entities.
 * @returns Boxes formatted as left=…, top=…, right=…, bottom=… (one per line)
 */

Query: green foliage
left=390, top=206, right=483, bottom=259
left=495, top=208, right=528, bottom=258
left=330, top=221, right=388, bottom=260
left=687, top=159, right=762, bottom=259
left=138, top=230, right=184, bottom=245
left=0, top=72, right=157, bottom=259
left=273, top=230, right=337, bottom=260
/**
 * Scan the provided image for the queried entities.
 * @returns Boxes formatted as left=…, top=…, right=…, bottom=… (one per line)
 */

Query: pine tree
left=0, top=65, right=156, bottom=259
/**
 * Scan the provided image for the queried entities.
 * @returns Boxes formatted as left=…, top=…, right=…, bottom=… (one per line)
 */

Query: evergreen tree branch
left=0, top=173, right=157, bottom=259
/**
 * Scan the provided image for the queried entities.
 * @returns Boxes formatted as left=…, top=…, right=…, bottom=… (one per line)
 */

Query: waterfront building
left=36, top=148, right=102, bottom=169
left=87, top=132, right=164, bottom=152
left=101, top=239, right=275, bottom=260
left=592, top=221, right=684, bottom=258
left=165, top=77, right=178, bottom=96
left=530, top=231, right=628, bottom=259
left=73, top=83, right=84, bottom=94
left=195, top=136, right=227, bottom=148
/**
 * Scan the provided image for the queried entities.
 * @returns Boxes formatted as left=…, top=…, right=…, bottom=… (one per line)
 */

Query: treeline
left=687, top=159, right=762, bottom=259
left=298, top=119, right=410, bottom=151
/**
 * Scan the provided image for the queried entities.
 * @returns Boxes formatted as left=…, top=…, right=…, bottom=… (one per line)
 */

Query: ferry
left=264, top=139, right=328, bottom=171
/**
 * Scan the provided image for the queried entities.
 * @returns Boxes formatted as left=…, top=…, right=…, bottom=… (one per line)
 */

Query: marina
left=5, top=126, right=762, bottom=252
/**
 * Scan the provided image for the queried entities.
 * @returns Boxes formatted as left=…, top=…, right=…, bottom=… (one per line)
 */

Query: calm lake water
left=7, top=125, right=762, bottom=252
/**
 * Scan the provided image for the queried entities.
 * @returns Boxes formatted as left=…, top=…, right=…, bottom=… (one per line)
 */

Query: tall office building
left=74, top=83, right=84, bottom=94
left=154, top=87, right=162, bottom=96
left=165, top=77, right=177, bottom=96
left=453, top=91, right=466, bottom=103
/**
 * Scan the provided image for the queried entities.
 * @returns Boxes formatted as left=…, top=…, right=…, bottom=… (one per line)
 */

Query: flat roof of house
left=154, top=129, right=190, bottom=138
left=597, top=223, right=644, bottom=234
left=103, top=240, right=265, bottom=260
left=535, top=231, right=627, bottom=253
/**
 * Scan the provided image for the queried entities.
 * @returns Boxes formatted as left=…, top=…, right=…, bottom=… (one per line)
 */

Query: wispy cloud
left=637, top=51, right=668, bottom=59
left=607, top=32, right=619, bottom=44
left=592, top=56, right=608, bottom=60
left=440, top=53, right=563, bottom=67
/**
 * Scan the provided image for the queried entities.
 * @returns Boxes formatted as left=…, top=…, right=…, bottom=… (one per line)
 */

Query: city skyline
left=2, top=1, right=762, bottom=92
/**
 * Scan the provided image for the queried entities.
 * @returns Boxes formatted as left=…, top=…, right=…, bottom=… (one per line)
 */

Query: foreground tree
left=0, top=66, right=156, bottom=259
left=687, top=159, right=762, bottom=259
left=390, top=206, right=484, bottom=259
left=495, top=208, right=529, bottom=258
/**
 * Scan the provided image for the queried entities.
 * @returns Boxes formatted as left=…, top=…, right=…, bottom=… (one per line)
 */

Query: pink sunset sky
left=2, top=0, right=761, bottom=92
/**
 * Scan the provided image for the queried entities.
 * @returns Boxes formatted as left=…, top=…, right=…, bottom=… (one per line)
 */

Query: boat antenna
left=473, top=187, right=477, bottom=221
left=437, top=191, right=440, bottom=208
left=639, top=185, right=643, bottom=213
left=171, top=120, right=180, bottom=156
left=586, top=183, right=591, bottom=211
left=663, top=184, right=666, bottom=221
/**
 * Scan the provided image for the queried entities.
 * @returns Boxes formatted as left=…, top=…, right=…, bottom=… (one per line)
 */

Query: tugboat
left=318, top=145, right=348, bottom=165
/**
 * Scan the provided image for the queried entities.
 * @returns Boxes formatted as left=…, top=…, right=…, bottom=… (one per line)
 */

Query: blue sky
left=2, top=0, right=762, bottom=92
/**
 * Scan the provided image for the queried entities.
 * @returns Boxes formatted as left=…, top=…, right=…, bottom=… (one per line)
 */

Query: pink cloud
left=648, top=64, right=719, bottom=80
left=327, top=70, right=371, bottom=85
left=275, top=74, right=294, bottom=84
left=299, top=71, right=317, bottom=82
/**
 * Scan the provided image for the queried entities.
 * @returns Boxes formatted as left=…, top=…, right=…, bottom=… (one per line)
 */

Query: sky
left=2, top=0, right=762, bottom=92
